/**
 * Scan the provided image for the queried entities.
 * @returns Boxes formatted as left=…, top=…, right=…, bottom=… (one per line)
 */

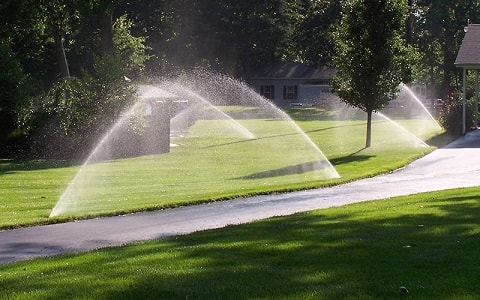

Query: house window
left=284, top=85, right=298, bottom=100
left=260, top=85, right=275, bottom=100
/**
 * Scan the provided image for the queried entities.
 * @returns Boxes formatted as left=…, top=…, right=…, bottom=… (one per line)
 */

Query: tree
left=332, top=0, right=412, bottom=148
left=96, top=0, right=123, bottom=56
left=406, top=0, right=414, bottom=45
left=122, top=0, right=299, bottom=76
left=413, top=0, right=480, bottom=98
left=284, top=0, right=341, bottom=66
left=27, top=12, right=149, bottom=159
left=39, top=0, right=78, bottom=78
left=0, top=42, right=30, bottom=155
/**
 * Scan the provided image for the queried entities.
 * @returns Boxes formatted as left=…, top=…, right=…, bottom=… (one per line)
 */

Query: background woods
left=1, top=0, right=479, bottom=157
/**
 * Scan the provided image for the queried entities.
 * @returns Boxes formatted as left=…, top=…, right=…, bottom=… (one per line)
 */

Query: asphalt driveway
left=2, top=130, right=480, bottom=264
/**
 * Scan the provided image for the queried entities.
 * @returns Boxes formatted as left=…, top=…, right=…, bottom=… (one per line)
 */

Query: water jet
left=50, top=72, right=339, bottom=218
left=375, top=112, right=429, bottom=148
left=397, top=83, right=442, bottom=129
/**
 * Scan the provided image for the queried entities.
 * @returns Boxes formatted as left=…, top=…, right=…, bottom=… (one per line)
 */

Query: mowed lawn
left=1, top=187, right=479, bottom=299
left=0, top=108, right=446, bottom=229
left=2, top=108, right=476, bottom=299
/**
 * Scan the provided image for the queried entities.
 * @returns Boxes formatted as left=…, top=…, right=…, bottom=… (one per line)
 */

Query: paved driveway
left=2, top=130, right=480, bottom=264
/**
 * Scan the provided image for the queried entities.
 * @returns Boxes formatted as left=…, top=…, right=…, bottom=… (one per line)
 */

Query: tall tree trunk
left=98, top=0, right=121, bottom=56
left=366, top=109, right=373, bottom=148
left=442, top=28, right=455, bottom=97
left=100, top=9, right=114, bottom=55
left=429, top=62, right=436, bottom=98
left=405, top=0, right=414, bottom=45
left=53, top=26, right=70, bottom=78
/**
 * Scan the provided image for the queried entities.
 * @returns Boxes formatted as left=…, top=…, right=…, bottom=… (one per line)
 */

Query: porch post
left=476, top=70, right=479, bottom=128
left=462, top=68, right=467, bottom=134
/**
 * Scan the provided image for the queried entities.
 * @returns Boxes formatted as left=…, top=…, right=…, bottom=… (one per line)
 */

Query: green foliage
left=0, top=42, right=28, bottom=122
left=333, top=0, right=411, bottom=112
left=30, top=68, right=135, bottom=159
left=284, top=0, right=341, bottom=65
left=24, top=13, right=150, bottom=159
left=124, top=0, right=298, bottom=75
left=0, top=41, right=31, bottom=155
left=30, top=54, right=138, bottom=158
left=439, top=93, right=474, bottom=134
left=414, top=0, right=480, bottom=97
left=332, top=0, right=413, bottom=147
left=112, top=14, right=150, bottom=77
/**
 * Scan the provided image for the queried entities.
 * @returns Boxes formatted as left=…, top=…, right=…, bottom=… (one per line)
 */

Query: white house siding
left=251, top=80, right=333, bottom=107
left=247, top=62, right=336, bottom=107
left=298, top=85, right=332, bottom=105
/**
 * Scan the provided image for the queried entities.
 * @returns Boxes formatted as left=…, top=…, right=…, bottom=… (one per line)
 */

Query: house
left=455, top=23, right=480, bottom=133
left=247, top=62, right=336, bottom=107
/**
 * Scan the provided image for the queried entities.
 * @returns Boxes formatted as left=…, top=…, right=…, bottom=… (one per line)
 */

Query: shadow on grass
left=425, top=132, right=459, bottom=148
left=201, top=130, right=301, bottom=150
left=236, top=160, right=334, bottom=179
left=285, top=107, right=368, bottom=122
left=4, top=191, right=479, bottom=298
left=224, top=107, right=285, bottom=120
left=202, top=120, right=367, bottom=151
left=0, top=159, right=77, bottom=176
left=236, top=150, right=371, bottom=180
left=304, top=121, right=366, bottom=134
left=109, top=194, right=480, bottom=299
left=284, top=107, right=339, bottom=121
left=329, top=148, right=372, bottom=166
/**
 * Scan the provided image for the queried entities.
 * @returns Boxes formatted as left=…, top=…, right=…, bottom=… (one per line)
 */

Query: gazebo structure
left=91, top=85, right=187, bottom=161
left=137, top=85, right=187, bottom=155
left=454, top=24, right=480, bottom=134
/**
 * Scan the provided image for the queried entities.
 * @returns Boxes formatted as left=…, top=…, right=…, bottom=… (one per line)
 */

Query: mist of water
left=398, top=83, right=442, bottom=129
left=50, top=72, right=339, bottom=217
left=375, top=112, right=429, bottom=148
left=50, top=102, right=143, bottom=217
left=326, top=92, right=437, bottom=149
left=163, top=82, right=256, bottom=139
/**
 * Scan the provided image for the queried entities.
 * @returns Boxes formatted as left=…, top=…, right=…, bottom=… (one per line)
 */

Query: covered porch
left=455, top=24, right=480, bottom=134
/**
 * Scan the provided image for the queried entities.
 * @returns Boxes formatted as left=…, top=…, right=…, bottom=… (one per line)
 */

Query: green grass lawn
left=1, top=187, right=479, bottom=299
left=1, top=107, right=474, bottom=299
left=0, top=107, right=448, bottom=229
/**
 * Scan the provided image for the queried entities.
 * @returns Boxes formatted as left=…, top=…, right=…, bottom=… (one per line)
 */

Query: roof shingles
left=455, top=24, right=480, bottom=69
left=248, top=62, right=336, bottom=80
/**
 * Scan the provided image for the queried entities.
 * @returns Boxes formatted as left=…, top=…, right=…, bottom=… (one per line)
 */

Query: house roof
left=137, top=85, right=178, bottom=102
left=248, top=62, right=336, bottom=80
left=455, top=24, right=480, bottom=69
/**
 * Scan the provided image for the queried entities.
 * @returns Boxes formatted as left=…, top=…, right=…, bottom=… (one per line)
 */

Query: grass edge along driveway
left=0, top=187, right=479, bottom=299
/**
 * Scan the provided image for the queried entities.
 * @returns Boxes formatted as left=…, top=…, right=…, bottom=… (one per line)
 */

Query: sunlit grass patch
left=0, top=108, right=448, bottom=228
left=1, top=187, right=479, bottom=299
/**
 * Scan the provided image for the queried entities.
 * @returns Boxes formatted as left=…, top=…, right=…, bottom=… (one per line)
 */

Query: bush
left=438, top=93, right=474, bottom=134
left=29, top=66, right=136, bottom=159
left=0, top=41, right=31, bottom=156
left=24, top=14, right=149, bottom=159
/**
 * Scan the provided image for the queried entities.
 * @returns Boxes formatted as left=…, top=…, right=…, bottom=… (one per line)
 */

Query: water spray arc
left=163, top=82, right=256, bottom=139
left=399, top=83, right=442, bottom=129
left=50, top=73, right=340, bottom=218
left=50, top=102, right=143, bottom=217
left=375, top=112, right=429, bottom=148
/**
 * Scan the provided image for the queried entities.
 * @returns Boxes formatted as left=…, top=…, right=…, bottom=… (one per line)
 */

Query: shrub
left=0, top=41, right=32, bottom=156
left=24, top=14, right=149, bottom=159
left=438, top=93, right=474, bottom=134
left=29, top=67, right=136, bottom=159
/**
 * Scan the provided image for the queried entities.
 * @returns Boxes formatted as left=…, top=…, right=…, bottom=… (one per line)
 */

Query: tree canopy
left=0, top=0, right=479, bottom=157
left=332, top=0, right=412, bottom=148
